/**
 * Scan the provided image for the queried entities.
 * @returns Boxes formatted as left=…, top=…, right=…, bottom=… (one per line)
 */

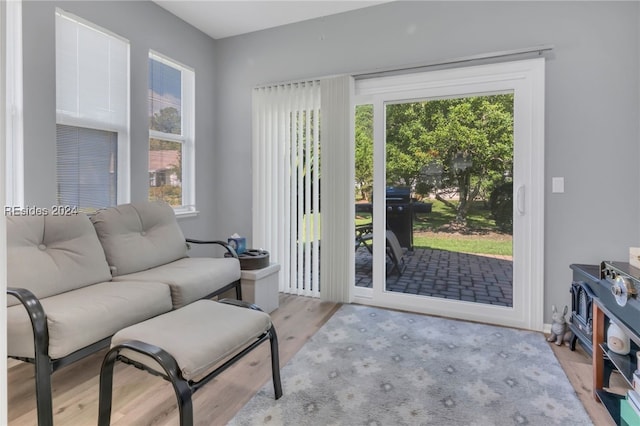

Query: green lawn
left=355, top=199, right=513, bottom=256
left=414, top=233, right=512, bottom=256
left=413, top=198, right=497, bottom=231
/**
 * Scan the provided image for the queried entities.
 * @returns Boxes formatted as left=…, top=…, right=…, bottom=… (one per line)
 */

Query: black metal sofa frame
left=7, top=238, right=241, bottom=426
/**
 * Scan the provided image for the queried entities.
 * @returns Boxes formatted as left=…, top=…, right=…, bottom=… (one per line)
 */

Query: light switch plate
left=552, top=177, right=564, bottom=193
left=630, top=247, right=640, bottom=270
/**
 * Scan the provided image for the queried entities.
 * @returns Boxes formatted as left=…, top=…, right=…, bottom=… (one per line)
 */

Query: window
left=56, top=125, right=117, bottom=208
left=148, top=52, right=195, bottom=214
left=55, top=9, right=130, bottom=212
left=5, top=0, right=24, bottom=207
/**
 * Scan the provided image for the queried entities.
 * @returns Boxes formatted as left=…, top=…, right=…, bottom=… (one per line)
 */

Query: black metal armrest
left=7, top=287, right=49, bottom=339
left=185, top=238, right=238, bottom=258
left=8, top=287, right=54, bottom=426
left=218, top=298, right=263, bottom=312
left=7, top=287, right=50, bottom=362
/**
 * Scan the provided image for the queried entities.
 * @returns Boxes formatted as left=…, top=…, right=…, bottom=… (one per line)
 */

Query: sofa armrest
left=185, top=239, right=238, bottom=258
left=7, top=288, right=55, bottom=426
left=7, top=287, right=50, bottom=360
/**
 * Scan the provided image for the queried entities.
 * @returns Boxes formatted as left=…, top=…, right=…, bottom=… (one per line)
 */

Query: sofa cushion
left=91, top=201, right=188, bottom=276
left=7, top=280, right=172, bottom=359
left=7, top=215, right=112, bottom=307
left=113, top=257, right=241, bottom=309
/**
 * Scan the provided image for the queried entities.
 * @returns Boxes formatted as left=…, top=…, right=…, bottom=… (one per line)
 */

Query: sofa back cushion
left=7, top=214, right=112, bottom=307
left=91, top=201, right=188, bottom=276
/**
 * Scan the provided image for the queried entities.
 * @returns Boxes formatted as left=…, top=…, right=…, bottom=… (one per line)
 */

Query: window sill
left=174, top=209, right=199, bottom=219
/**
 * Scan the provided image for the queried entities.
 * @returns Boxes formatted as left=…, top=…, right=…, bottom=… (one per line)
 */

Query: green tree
left=430, top=96, right=513, bottom=222
left=383, top=94, right=514, bottom=224
left=149, top=107, right=183, bottom=206
left=355, top=105, right=374, bottom=201
left=150, top=106, right=181, bottom=134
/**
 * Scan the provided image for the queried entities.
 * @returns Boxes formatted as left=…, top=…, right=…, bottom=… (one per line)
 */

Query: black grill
left=386, top=186, right=413, bottom=250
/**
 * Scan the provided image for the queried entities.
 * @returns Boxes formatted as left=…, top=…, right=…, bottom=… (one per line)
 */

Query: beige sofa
left=6, top=200, right=241, bottom=426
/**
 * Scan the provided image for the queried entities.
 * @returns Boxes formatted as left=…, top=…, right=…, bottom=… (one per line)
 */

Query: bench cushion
left=111, top=300, right=272, bottom=381
left=91, top=201, right=188, bottom=276
left=7, top=215, right=112, bottom=307
left=113, top=257, right=241, bottom=309
left=7, top=281, right=172, bottom=359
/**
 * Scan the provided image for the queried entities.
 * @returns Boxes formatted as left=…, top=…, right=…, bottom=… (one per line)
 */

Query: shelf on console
left=596, top=389, right=623, bottom=426
left=600, top=343, right=636, bottom=387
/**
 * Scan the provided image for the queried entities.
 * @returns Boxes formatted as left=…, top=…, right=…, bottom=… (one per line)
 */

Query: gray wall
left=22, top=0, right=218, bottom=240
left=213, top=1, right=640, bottom=318
left=20, top=1, right=640, bottom=320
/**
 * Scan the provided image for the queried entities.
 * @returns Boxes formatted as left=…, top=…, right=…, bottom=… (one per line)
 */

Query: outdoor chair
left=385, top=230, right=406, bottom=277
left=355, top=226, right=406, bottom=277
left=355, top=223, right=373, bottom=253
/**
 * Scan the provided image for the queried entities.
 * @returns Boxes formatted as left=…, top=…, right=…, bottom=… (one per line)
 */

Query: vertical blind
left=252, top=81, right=321, bottom=298
left=319, top=76, right=353, bottom=303
left=252, top=76, right=353, bottom=302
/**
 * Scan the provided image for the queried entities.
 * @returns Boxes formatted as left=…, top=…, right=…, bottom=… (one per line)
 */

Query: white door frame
left=352, top=58, right=545, bottom=331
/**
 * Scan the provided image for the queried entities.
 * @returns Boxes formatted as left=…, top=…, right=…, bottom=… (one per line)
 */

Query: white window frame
left=1, top=1, right=10, bottom=422
left=55, top=9, right=130, bottom=208
left=148, top=51, right=196, bottom=216
left=5, top=0, right=23, bottom=208
left=352, top=58, right=545, bottom=331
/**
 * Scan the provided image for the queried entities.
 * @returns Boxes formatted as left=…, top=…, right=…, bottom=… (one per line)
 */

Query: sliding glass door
left=353, top=59, right=545, bottom=331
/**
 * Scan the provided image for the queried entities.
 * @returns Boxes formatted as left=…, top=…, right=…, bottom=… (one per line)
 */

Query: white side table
left=240, top=263, right=280, bottom=313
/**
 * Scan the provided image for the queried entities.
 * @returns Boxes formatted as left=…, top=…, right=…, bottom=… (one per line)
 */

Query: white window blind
left=56, top=125, right=117, bottom=208
left=55, top=9, right=129, bottom=211
left=55, top=10, right=128, bottom=132
left=252, top=81, right=321, bottom=298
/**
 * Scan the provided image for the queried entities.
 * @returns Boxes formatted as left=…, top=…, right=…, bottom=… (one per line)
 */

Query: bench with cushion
left=98, top=299, right=282, bottom=425
left=7, top=200, right=243, bottom=426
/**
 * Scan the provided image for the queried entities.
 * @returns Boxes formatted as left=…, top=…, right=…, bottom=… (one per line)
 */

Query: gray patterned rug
left=230, top=304, right=592, bottom=426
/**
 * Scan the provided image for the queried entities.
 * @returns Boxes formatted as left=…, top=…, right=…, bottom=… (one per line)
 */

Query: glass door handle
left=516, top=185, right=525, bottom=216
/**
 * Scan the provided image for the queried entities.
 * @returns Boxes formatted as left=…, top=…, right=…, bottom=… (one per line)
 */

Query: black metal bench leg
left=98, top=347, right=119, bottom=426
left=34, top=353, right=54, bottom=426
left=174, top=380, right=194, bottom=426
left=98, top=341, right=195, bottom=426
left=269, top=327, right=283, bottom=399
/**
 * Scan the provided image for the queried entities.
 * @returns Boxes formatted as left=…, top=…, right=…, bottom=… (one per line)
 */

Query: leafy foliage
left=355, top=94, right=514, bottom=226
left=149, top=107, right=183, bottom=206
left=150, top=106, right=181, bottom=134
left=149, top=185, right=182, bottom=206
left=355, top=105, right=373, bottom=201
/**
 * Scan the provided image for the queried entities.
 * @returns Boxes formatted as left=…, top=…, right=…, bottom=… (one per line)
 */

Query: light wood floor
left=7, top=295, right=618, bottom=425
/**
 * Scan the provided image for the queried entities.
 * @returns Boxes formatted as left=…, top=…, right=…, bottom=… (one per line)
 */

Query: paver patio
left=355, top=246, right=513, bottom=307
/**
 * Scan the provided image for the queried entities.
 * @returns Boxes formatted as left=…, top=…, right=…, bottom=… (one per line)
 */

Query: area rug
left=229, top=304, right=592, bottom=426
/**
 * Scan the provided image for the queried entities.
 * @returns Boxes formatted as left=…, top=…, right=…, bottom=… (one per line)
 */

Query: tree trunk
left=455, top=173, right=471, bottom=224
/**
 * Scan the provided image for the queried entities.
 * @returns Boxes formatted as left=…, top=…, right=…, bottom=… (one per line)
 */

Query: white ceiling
left=154, top=1, right=388, bottom=40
